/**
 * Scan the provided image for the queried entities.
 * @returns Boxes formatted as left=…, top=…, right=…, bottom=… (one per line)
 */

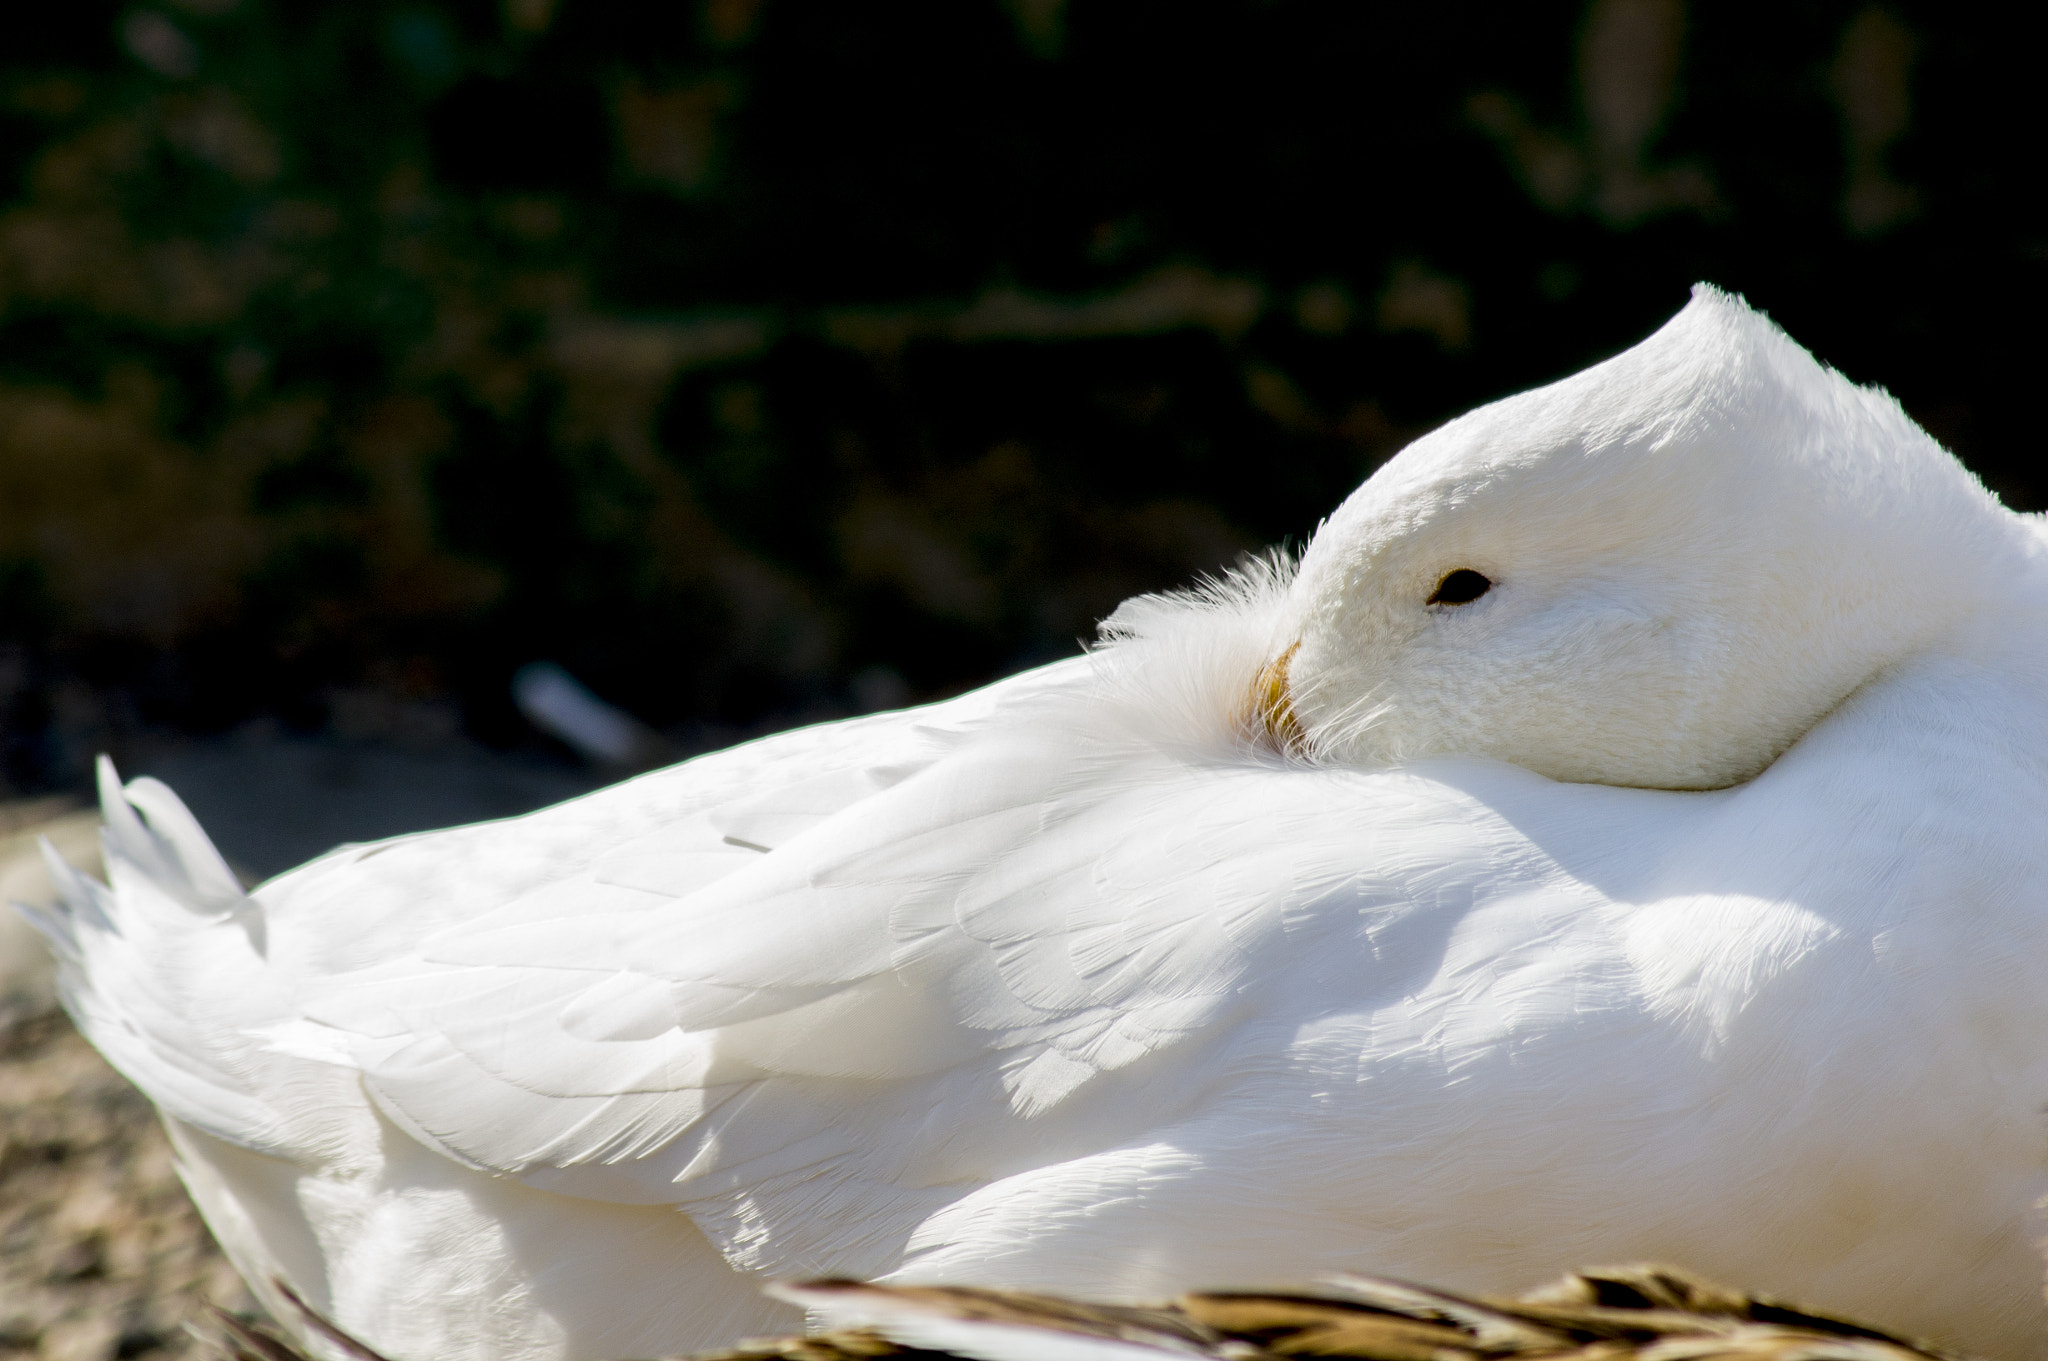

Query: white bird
left=26, top=286, right=2048, bottom=1361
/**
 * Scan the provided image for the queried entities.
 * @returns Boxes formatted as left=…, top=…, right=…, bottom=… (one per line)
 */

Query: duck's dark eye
left=1427, top=569, right=1493, bottom=606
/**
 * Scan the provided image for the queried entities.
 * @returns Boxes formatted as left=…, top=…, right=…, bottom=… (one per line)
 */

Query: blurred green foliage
left=0, top=0, right=2040, bottom=786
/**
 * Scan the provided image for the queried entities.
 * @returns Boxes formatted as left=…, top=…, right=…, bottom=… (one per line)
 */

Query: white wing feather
left=251, top=661, right=1601, bottom=1279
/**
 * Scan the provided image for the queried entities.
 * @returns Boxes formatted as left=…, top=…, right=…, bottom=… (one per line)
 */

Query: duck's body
left=29, top=289, right=2048, bottom=1361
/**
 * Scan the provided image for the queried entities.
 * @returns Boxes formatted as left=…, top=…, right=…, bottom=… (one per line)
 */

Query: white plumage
left=24, top=286, right=2048, bottom=1361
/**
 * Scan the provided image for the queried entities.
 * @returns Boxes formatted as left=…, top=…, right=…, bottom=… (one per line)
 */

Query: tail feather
left=29, top=757, right=292, bottom=1152
left=97, top=756, right=245, bottom=909
left=20, top=835, right=107, bottom=959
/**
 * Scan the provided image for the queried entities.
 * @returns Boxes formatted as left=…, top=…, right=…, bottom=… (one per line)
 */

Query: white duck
left=27, top=286, right=2048, bottom=1361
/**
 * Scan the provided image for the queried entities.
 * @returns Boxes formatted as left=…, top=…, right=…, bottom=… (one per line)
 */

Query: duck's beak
left=1249, top=640, right=1307, bottom=756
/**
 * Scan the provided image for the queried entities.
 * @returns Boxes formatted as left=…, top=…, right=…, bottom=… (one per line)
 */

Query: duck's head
left=1266, top=285, right=2017, bottom=790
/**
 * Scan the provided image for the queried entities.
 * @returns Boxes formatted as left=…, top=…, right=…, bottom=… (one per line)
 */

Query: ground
left=0, top=1009, right=253, bottom=1361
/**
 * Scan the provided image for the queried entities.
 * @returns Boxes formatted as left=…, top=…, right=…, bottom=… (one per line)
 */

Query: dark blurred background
left=0, top=0, right=2040, bottom=869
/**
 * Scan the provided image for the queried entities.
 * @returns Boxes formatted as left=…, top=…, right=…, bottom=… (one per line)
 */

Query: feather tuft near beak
left=1249, top=640, right=1306, bottom=756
